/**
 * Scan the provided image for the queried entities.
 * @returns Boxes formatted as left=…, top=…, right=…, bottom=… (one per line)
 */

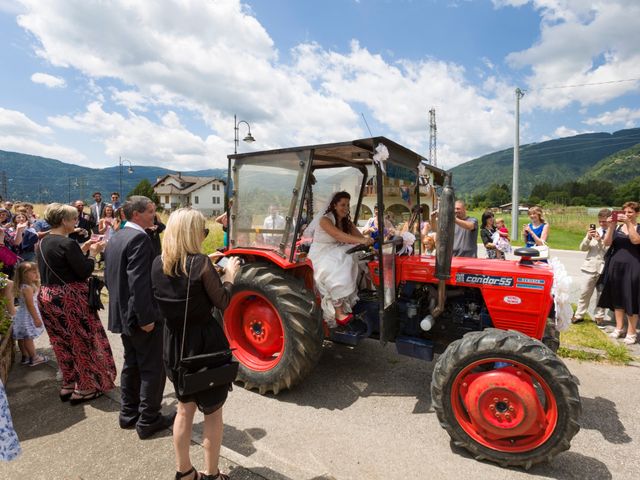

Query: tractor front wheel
left=220, top=263, right=323, bottom=395
left=431, top=328, right=581, bottom=469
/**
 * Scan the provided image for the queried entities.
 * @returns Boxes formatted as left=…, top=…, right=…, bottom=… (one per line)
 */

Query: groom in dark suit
left=104, top=195, right=175, bottom=439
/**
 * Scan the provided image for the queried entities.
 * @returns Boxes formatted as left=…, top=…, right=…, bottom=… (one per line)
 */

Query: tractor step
left=329, top=318, right=368, bottom=345
left=395, top=336, right=434, bottom=361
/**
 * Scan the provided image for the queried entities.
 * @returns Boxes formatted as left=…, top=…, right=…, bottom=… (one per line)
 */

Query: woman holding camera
left=151, top=208, right=240, bottom=480
left=598, top=202, right=640, bottom=344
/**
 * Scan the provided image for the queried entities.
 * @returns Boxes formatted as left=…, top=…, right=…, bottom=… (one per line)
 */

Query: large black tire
left=431, top=328, right=581, bottom=469
left=542, top=317, right=560, bottom=353
left=218, top=263, right=323, bottom=395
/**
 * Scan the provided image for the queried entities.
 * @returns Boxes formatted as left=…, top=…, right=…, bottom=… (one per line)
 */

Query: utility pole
left=512, top=88, right=525, bottom=241
left=428, top=108, right=437, bottom=167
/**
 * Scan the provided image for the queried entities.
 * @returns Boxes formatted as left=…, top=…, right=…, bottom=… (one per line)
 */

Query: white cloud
left=49, top=102, right=228, bottom=169
left=0, top=107, right=52, bottom=136
left=0, top=107, right=85, bottom=161
left=584, top=107, right=640, bottom=128
left=30, top=72, right=66, bottom=88
left=0, top=135, right=86, bottom=162
left=5, top=0, right=639, bottom=173
left=290, top=41, right=514, bottom=168
left=503, top=0, right=640, bottom=110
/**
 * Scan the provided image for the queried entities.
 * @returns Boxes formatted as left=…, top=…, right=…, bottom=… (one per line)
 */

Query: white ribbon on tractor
left=372, top=143, right=389, bottom=173
left=549, top=257, right=573, bottom=332
left=396, top=231, right=416, bottom=256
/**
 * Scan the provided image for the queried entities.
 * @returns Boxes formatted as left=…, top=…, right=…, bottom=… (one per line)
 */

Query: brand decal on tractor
left=455, top=273, right=513, bottom=287
left=516, top=283, right=545, bottom=290
left=516, top=277, right=546, bottom=285
left=503, top=295, right=522, bottom=305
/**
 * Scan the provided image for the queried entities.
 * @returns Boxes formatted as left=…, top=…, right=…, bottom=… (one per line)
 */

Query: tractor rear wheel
left=431, top=328, right=581, bottom=469
left=219, top=263, right=323, bottom=395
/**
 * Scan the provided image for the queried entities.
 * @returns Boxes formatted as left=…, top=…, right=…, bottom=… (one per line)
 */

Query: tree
left=128, top=179, right=159, bottom=204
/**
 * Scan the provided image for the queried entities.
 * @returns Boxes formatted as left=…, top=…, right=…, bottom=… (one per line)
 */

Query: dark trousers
left=119, top=326, right=166, bottom=430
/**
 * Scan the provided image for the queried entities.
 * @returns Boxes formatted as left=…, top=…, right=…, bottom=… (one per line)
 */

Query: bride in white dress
left=307, top=192, right=373, bottom=327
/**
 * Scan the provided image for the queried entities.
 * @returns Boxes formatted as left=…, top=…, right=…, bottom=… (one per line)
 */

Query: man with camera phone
left=573, top=208, right=611, bottom=325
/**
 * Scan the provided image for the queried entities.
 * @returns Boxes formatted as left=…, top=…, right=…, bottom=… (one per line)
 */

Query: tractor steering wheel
left=346, top=243, right=371, bottom=255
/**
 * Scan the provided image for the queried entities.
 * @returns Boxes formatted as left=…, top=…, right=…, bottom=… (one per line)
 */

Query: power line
left=512, top=138, right=640, bottom=161
left=520, top=132, right=640, bottom=154
left=534, top=77, right=640, bottom=91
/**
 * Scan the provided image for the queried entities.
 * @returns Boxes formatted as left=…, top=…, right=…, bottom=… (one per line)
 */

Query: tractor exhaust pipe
left=433, top=174, right=455, bottom=318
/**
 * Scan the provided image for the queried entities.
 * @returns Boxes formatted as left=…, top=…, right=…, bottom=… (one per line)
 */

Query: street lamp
left=119, top=156, right=134, bottom=198
left=234, top=114, right=255, bottom=155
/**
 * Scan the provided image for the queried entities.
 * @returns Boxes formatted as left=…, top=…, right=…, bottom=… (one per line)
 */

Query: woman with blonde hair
left=37, top=203, right=115, bottom=404
left=523, top=205, right=549, bottom=249
left=151, top=208, right=240, bottom=480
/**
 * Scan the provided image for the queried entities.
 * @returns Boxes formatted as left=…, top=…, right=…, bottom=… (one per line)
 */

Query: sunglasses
left=204, top=228, right=210, bottom=237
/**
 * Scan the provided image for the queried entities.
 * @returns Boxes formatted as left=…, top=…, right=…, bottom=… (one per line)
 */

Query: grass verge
left=558, top=318, right=634, bottom=364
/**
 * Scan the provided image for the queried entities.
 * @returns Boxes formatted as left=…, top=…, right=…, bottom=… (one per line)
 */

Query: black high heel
left=175, top=466, right=197, bottom=480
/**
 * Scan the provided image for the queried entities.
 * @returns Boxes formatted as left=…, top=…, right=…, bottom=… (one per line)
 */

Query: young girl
left=98, top=204, right=117, bottom=241
left=494, top=218, right=512, bottom=258
left=12, top=262, right=48, bottom=366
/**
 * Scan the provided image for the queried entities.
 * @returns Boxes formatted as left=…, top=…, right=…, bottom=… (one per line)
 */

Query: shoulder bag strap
left=179, top=256, right=193, bottom=362
left=38, top=237, right=67, bottom=286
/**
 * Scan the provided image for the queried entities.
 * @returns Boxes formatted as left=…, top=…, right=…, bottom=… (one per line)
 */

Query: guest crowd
left=0, top=191, right=639, bottom=479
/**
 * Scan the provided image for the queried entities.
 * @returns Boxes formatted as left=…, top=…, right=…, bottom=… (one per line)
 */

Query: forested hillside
left=450, top=128, right=640, bottom=196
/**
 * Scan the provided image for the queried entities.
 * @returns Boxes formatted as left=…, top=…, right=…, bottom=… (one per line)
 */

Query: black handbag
left=176, top=257, right=238, bottom=397
left=87, top=275, right=105, bottom=311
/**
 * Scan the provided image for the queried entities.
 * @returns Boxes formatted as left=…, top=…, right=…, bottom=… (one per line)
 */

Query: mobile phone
left=589, top=224, right=596, bottom=230
left=90, top=233, right=104, bottom=242
left=216, top=256, right=230, bottom=269
left=611, top=210, right=623, bottom=222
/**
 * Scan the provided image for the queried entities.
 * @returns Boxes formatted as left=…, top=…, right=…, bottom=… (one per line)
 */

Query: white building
left=153, top=173, right=226, bottom=216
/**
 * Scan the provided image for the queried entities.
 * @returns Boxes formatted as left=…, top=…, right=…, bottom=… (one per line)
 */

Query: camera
left=611, top=210, right=624, bottom=222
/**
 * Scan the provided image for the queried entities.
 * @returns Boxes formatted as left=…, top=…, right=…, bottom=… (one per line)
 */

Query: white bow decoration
left=373, top=143, right=389, bottom=173
left=397, top=231, right=416, bottom=256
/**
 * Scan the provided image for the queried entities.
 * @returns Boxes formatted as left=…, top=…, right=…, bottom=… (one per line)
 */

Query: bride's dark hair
left=324, top=191, right=353, bottom=234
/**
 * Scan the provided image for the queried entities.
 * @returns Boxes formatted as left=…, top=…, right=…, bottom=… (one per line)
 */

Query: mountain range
left=0, top=150, right=226, bottom=203
left=2, top=126, right=640, bottom=203
left=449, top=127, right=640, bottom=197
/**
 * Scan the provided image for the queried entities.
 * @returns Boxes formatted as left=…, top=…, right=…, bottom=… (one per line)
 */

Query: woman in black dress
left=480, top=211, right=500, bottom=259
left=598, top=201, right=640, bottom=344
left=151, top=208, right=240, bottom=480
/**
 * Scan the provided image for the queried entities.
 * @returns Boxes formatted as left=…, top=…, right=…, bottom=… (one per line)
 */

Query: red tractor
left=219, top=137, right=581, bottom=468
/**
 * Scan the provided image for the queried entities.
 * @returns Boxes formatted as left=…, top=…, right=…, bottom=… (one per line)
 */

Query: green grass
left=468, top=206, right=596, bottom=251
left=557, top=311, right=634, bottom=364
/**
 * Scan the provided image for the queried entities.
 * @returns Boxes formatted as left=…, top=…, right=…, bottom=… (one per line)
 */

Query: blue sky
left=0, top=0, right=638, bottom=170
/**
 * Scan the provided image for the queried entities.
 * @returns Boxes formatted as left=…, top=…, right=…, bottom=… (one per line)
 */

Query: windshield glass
left=303, top=166, right=365, bottom=237
left=230, top=151, right=308, bottom=253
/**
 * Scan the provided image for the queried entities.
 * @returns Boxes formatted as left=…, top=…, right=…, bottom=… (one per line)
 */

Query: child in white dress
left=12, top=262, right=48, bottom=366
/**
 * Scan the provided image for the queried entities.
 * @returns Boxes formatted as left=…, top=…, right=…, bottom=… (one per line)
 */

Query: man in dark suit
left=68, top=200, right=94, bottom=244
left=104, top=195, right=175, bottom=439
left=89, top=191, right=106, bottom=232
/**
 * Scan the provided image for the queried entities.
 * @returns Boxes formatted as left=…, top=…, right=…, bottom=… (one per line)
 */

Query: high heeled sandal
left=69, top=390, right=103, bottom=406
left=335, top=313, right=353, bottom=326
left=199, top=471, right=229, bottom=480
left=175, top=467, right=198, bottom=480
left=59, top=385, right=75, bottom=402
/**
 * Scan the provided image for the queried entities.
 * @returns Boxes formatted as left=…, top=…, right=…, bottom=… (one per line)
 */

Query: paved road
left=16, top=248, right=638, bottom=480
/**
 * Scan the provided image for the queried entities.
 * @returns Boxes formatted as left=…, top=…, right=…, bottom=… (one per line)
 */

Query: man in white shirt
left=573, top=208, right=611, bottom=325
left=262, top=205, right=286, bottom=247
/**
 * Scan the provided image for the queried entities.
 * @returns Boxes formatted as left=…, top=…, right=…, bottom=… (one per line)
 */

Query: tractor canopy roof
left=228, top=136, right=447, bottom=186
